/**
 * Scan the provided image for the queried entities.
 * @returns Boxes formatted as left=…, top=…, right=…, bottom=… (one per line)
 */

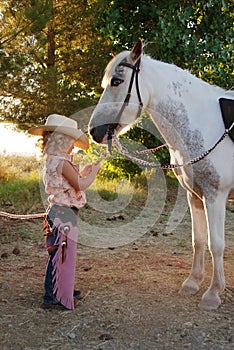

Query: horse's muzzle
left=89, top=125, right=108, bottom=143
left=89, top=123, right=118, bottom=144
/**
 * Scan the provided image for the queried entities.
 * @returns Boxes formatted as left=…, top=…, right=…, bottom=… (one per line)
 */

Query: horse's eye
left=111, top=77, right=124, bottom=87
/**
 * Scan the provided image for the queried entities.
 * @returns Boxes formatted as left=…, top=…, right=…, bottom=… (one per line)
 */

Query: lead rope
left=113, top=122, right=234, bottom=170
left=0, top=211, right=45, bottom=220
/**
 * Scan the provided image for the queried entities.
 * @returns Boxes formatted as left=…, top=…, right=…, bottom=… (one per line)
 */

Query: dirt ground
left=0, top=187, right=233, bottom=350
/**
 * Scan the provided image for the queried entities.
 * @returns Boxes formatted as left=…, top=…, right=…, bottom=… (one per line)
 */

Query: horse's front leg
left=179, top=192, right=207, bottom=296
left=199, top=194, right=226, bottom=310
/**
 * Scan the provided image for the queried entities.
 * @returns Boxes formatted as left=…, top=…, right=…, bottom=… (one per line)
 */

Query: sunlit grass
left=0, top=155, right=40, bottom=181
left=0, top=155, right=42, bottom=211
left=0, top=177, right=42, bottom=211
left=93, top=173, right=150, bottom=205
left=0, top=155, right=180, bottom=246
left=0, top=154, right=178, bottom=214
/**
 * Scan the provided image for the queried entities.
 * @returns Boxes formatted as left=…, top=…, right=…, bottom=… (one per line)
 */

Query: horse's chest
left=177, top=165, right=220, bottom=200
left=170, top=151, right=220, bottom=200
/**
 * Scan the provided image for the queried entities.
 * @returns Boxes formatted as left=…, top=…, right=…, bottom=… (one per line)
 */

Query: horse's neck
left=144, top=59, right=225, bottom=152
left=145, top=59, right=223, bottom=108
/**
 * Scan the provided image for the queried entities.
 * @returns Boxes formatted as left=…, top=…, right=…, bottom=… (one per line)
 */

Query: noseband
left=107, top=57, right=143, bottom=153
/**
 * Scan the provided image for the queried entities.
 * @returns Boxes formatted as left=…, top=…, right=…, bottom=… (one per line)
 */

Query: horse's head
left=89, top=39, right=148, bottom=144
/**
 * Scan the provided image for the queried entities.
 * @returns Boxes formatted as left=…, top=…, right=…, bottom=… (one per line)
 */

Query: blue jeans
left=43, top=237, right=59, bottom=305
left=43, top=208, right=59, bottom=305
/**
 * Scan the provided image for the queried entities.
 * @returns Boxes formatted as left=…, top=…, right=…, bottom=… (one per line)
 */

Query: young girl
left=28, top=114, right=100, bottom=310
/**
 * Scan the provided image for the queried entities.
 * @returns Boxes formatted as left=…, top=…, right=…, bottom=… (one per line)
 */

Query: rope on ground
left=0, top=211, right=45, bottom=220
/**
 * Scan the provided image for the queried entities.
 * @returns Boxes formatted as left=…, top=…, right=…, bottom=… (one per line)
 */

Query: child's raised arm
left=60, top=161, right=100, bottom=191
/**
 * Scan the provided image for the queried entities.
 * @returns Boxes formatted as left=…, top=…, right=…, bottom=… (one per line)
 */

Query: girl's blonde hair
left=36, top=132, right=75, bottom=158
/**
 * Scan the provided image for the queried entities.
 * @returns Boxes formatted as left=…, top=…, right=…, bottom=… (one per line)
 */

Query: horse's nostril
left=89, top=127, right=95, bottom=137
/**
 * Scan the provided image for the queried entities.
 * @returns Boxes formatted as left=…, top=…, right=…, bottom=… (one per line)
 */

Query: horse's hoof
left=199, top=293, right=221, bottom=311
left=179, top=279, right=199, bottom=296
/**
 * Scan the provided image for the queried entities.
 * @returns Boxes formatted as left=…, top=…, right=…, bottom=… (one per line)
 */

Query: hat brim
left=28, top=125, right=89, bottom=150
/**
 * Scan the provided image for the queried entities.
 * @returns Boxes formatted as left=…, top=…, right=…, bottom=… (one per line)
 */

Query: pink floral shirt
left=43, top=155, right=87, bottom=209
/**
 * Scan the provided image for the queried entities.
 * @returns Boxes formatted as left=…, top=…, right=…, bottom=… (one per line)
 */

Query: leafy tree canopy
left=0, top=0, right=233, bottom=130
left=0, top=0, right=111, bottom=127
left=97, top=0, right=233, bottom=88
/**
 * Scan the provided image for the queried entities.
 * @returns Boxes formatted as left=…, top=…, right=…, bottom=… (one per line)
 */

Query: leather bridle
left=107, top=57, right=143, bottom=152
left=117, top=57, right=143, bottom=119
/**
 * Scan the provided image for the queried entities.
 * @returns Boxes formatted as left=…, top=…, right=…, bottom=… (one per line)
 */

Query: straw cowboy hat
left=28, top=114, right=89, bottom=150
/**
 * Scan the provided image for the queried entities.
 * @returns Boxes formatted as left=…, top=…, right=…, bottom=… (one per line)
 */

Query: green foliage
left=96, top=0, right=233, bottom=89
left=24, top=0, right=53, bottom=33
left=2, top=0, right=232, bottom=129
left=0, top=0, right=233, bottom=177
left=0, top=0, right=109, bottom=127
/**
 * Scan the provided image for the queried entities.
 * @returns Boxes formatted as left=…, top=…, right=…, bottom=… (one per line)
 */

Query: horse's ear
left=130, top=38, right=143, bottom=62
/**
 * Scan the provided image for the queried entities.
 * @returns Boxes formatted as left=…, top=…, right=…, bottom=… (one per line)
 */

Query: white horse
left=89, top=39, right=234, bottom=310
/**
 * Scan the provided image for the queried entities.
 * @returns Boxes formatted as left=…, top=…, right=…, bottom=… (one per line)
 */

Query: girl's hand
left=62, top=160, right=101, bottom=192
left=81, top=162, right=101, bottom=177
left=91, top=162, right=101, bottom=174
left=81, top=164, right=93, bottom=177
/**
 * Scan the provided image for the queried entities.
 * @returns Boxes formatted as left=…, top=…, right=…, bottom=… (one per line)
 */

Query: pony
left=88, top=39, right=234, bottom=310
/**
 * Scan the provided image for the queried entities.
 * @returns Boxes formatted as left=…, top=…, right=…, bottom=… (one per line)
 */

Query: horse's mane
left=102, top=51, right=130, bottom=88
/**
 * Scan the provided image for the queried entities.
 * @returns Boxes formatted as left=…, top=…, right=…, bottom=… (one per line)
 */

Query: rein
left=112, top=122, right=234, bottom=170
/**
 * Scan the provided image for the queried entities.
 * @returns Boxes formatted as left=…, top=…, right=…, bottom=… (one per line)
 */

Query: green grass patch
left=0, top=177, right=43, bottom=212
left=0, top=154, right=179, bottom=214
left=0, top=155, right=43, bottom=212
left=92, top=175, right=149, bottom=205
left=0, top=155, right=40, bottom=181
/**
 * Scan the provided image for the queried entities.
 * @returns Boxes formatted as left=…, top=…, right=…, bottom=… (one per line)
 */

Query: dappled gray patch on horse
left=156, top=98, right=220, bottom=200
